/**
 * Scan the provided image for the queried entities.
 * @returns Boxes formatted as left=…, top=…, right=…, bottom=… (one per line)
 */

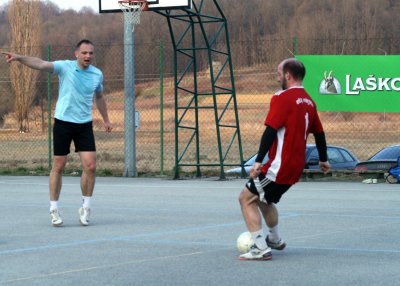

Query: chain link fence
left=1, top=38, right=400, bottom=176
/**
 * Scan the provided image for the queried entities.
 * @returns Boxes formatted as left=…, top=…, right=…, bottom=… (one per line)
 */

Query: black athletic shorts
left=246, top=173, right=292, bottom=204
left=53, top=118, right=96, bottom=156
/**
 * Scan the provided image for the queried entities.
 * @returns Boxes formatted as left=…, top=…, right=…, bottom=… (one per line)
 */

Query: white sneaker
left=239, top=245, right=272, bottom=261
left=362, top=178, right=378, bottom=184
left=79, top=207, right=90, bottom=226
left=50, top=209, right=63, bottom=227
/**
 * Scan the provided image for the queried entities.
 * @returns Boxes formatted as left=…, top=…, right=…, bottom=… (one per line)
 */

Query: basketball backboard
left=99, top=0, right=192, bottom=13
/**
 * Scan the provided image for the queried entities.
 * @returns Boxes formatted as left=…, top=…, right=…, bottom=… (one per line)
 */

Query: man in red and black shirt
left=238, top=58, right=330, bottom=261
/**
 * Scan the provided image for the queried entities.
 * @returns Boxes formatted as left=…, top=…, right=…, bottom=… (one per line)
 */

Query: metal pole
left=160, top=40, right=164, bottom=176
left=191, top=20, right=201, bottom=178
left=123, top=15, right=137, bottom=177
left=47, top=44, right=52, bottom=171
left=193, top=1, right=225, bottom=179
left=292, top=36, right=297, bottom=55
left=215, top=0, right=246, bottom=178
left=165, top=16, right=180, bottom=179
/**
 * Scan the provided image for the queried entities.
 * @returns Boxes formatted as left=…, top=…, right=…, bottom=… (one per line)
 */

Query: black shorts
left=246, top=173, right=292, bottom=204
left=53, top=118, right=96, bottom=156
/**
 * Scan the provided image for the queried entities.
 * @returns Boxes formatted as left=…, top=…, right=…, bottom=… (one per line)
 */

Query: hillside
left=0, top=0, right=400, bottom=48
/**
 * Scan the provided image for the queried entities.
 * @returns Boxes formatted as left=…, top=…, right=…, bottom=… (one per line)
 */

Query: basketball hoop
left=118, top=0, right=148, bottom=28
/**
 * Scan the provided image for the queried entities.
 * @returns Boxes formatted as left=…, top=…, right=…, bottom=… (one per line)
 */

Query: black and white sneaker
left=266, top=235, right=286, bottom=250
left=239, top=244, right=272, bottom=261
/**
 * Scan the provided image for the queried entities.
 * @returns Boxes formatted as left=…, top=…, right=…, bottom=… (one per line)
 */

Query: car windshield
left=371, top=146, right=400, bottom=160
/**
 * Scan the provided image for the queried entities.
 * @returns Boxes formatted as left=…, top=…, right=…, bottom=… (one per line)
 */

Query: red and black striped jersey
left=260, top=87, right=324, bottom=184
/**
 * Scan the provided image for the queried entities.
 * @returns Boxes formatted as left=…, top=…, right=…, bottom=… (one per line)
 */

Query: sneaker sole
left=239, top=253, right=272, bottom=261
left=52, top=221, right=63, bottom=227
left=79, top=220, right=89, bottom=226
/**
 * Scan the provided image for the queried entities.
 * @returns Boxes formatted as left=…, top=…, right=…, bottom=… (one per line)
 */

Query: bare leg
left=258, top=202, right=278, bottom=228
left=238, top=187, right=262, bottom=232
left=49, top=155, right=68, bottom=201
left=238, top=187, right=271, bottom=255
left=79, top=151, right=97, bottom=197
left=259, top=202, right=285, bottom=248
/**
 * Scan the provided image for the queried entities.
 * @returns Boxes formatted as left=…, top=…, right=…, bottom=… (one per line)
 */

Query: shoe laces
left=249, top=244, right=262, bottom=253
left=50, top=209, right=62, bottom=220
left=50, top=209, right=60, bottom=215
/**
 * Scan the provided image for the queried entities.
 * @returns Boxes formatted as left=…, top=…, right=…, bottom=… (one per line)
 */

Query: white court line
left=1, top=212, right=397, bottom=257
left=0, top=251, right=204, bottom=284
left=1, top=216, right=400, bottom=283
left=290, top=220, right=400, bottom=241
left=0, top=221, right=244, bottom=256
left=290, top=245, right=400, bottom=254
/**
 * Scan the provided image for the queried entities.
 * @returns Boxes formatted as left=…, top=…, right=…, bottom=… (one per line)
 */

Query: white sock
left=268, top=225, right=280, bottom=242
left=251, top=229, right=267, bottom=250
left=82, top=196, right=91, bottom=209
left=50, top=201, right=58, bottom=211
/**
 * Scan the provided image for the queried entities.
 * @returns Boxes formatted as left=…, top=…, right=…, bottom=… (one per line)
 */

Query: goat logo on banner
left=319, top=71, right=342, bottom=94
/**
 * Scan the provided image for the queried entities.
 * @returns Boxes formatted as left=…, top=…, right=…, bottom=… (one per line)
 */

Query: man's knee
left=83, top=161, right=96, bottom=174
left=239, top=187, right=257, bottom=207
left=80, top=152, right=97, bottom=174
left=238, top=188, right=246, bottom=205
left=52, top=156, right=67, bottom=173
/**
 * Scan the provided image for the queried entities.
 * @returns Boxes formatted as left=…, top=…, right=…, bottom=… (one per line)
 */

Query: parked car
left=355, top=145, right=400, bottom=172
left=226, top=144, right=359, bottom=175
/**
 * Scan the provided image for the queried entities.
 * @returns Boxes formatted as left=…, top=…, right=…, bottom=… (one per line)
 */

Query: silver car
left=226, top=144, right=359, bottom=175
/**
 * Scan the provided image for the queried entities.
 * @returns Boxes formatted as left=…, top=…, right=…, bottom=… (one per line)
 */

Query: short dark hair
left=76, top=39, right=94, bottom=49
left=283, top=58, right=306, bottom=81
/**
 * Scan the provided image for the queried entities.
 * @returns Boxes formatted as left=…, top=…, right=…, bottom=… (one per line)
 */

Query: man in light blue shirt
left=53, top=59, right=104, bottom=123
left=3, top=39, right=113, bottom=227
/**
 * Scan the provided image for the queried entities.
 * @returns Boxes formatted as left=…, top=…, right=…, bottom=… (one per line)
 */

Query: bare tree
left=8, top=0, right=41, bottom=132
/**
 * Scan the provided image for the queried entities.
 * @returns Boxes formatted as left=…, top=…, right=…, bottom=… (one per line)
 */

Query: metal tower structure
left=156, top=0, right=245, bottom=179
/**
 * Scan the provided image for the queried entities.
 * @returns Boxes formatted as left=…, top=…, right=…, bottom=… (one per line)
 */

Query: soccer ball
left=236, top=231, right=254, bottom=254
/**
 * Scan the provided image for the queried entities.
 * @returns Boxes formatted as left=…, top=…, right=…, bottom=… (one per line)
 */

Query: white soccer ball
left=236, top=231, right=254, bottom=254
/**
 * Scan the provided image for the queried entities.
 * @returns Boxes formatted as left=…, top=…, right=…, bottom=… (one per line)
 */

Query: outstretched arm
left=95, top=92, right=113, bottom=132
left=2, top=52, right=54, bottom=72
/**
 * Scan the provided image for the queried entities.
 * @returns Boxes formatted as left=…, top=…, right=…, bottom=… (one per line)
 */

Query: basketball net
left=118, top=0, right=147, bottom=29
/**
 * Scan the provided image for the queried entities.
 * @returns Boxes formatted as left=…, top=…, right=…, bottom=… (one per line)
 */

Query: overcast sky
left=0, top=0, right=100, bottom=12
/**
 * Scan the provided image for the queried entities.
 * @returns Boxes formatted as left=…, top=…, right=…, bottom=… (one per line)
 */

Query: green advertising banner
left=296, top=55, right=400, bottom=112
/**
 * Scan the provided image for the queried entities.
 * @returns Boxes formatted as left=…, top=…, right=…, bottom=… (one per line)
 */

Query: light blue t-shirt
left=52, top=60, right=103, bottom=123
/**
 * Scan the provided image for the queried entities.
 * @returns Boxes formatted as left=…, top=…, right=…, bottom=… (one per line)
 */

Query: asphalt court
left=1, top=176, right=400, bottom=285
